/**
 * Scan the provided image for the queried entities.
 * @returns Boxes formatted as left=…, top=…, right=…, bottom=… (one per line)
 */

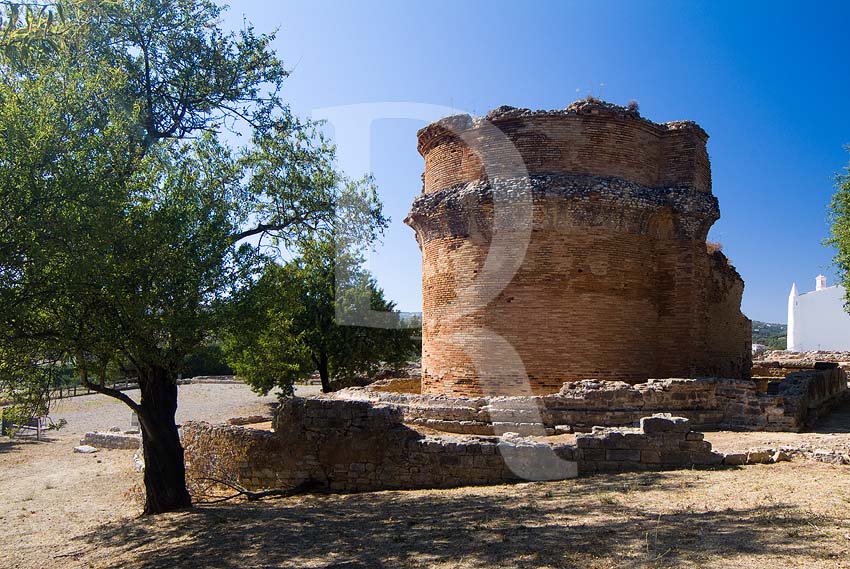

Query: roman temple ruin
left=405, top=98, right=751, bottom=396
left=185, top=99, right=848, bottom=493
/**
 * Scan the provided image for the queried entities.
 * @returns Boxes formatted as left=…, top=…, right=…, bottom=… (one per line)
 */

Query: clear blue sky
left=222, top=0, right=850, bottom=324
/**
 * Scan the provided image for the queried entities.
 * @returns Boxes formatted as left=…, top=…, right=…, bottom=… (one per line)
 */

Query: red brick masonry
left=405, top=100, right=752, bottom=396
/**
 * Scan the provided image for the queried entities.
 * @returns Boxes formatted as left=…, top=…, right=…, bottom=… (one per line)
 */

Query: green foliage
left=182, top=343, right=233, bottom=378
left=827, top=147, right=850, bottom=308
left=0, top=0, right=386, bottom=511
left=224, top=236, right=418, bottom=395
left=0, top=0, right=384, bottom=395
left=751, top=321, right=787, bottom=351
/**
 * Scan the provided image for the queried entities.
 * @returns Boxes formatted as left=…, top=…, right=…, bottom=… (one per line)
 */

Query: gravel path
left=48, top=383, right=321, bottom=434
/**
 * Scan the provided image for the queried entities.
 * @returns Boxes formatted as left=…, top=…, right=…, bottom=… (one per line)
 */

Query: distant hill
left=752, top=321, right=787, bottom=350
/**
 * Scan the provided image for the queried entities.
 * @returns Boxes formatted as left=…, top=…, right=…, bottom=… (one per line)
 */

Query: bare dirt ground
left=47, top=382, right=319, bottom=434
left=1, top=388, right=849, bottom=569
left=705, top=402, right=850, bottom=457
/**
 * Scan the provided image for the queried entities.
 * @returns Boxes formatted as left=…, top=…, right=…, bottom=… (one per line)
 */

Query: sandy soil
left=4, top=455, right=848, bottom=569
left=706, top=401, right=850, bottom=456
left=47, top=383, right=320, bottom=434
left=1, top=388, right=849, bottom=569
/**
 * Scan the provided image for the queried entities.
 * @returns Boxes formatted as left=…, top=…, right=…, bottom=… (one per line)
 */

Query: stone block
left=595, top=461, right=623, bottom=473
left=660, top=450, right=694, bottom=464
left=678, top=440, right=712, bottom=453
left=575, top=435, right=603, bottom=449
left=579, top=448, right=605, bottom=461
left=772, top=450, right=791, bottom=463
left=606, top=449, right=641, bottom=462
left=640, top=450, right=662, bottom=464
left=746, top=450, right=772, bottom=464
left=640, top=415, right=690, bottom=434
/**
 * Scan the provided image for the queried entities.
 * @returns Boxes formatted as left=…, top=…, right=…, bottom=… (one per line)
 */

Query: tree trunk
left=137, top=365, right=192, bottom=515
left=318, top=351, right=331, bottom=393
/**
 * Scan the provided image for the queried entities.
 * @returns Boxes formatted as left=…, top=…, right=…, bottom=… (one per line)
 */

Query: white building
left=787, top=274, right=850, bottom=351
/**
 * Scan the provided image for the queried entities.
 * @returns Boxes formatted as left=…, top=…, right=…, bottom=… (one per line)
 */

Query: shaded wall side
left=699, top=252, right=752, bottom=378
left=652, top=236, right=706, bottom=379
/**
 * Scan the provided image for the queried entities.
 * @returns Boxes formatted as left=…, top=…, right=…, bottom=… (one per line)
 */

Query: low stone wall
left=333, top=368, right=847, bottom=433
left=183, top=397, right=725, bottom=493
left=576, top=416, right=721, bottom=474
left=180, top=375, right=240, bottom=384
left=185, top=399, right=562, bottom=492
left=81, top=431, right=141, bottom=450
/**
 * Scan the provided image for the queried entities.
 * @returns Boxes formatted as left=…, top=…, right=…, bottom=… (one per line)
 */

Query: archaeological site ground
left=2, top=101, right=850, bottom=569
left=183, top=101, right=849, bottom=493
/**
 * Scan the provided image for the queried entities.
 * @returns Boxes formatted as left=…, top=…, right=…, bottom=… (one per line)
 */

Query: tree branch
left=230, top=211, right=323, bottom=243
left=192, top=477, right=315, bottom=504
left=81, top=376, right=142, bottom=414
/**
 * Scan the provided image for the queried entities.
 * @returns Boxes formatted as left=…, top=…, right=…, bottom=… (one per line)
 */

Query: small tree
left=224, top=236, right=417, bottom=394
left=827, top=147, right=850, bottom=306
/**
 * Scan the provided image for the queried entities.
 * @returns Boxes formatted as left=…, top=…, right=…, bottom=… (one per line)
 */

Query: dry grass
left=2, top=390, right=849, bottom=568
left=2, top=438, right=849, bottom=569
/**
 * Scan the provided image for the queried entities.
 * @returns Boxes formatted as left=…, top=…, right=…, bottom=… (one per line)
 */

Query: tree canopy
left=224, top=236, right=417, bottom=395
left=827, top=147, right=850, bottom=306
left=0, top=0, right=387, bottom=514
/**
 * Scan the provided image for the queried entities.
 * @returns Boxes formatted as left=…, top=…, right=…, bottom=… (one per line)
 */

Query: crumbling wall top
left=417, top=98, right=712, bottom=195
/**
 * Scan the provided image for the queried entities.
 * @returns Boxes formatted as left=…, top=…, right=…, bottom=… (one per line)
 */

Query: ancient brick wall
left=182, top=400, right=726, bottom=493
left=337, top=366, right=848, bottom=433
left=406, top=100, right=751, bottom=396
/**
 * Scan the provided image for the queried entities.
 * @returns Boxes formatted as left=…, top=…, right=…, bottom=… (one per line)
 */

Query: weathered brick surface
left=417, top=101, right=711, bottom=195
left=405, top=100, right=751, bottom=396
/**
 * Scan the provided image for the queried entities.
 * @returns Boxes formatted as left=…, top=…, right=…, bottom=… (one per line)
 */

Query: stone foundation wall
left=336, top=367, right=847, bottom=434
left=183, top=399, right=723, bottom=492
left=183, top=399, right=574, bottom=492
left=575, top=416, right=721, bottom=474
left=81, top=431, right=141, bottom=450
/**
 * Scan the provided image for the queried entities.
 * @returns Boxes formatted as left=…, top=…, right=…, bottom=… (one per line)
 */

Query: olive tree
left=0, top=0, right=384, bottom=514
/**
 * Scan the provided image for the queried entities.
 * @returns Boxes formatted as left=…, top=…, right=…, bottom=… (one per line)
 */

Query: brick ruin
left=183, top=404, right=724, bottom=493
left=184, top=363, right=848, bottom=493
left=405, top=99, right=752, bottom=396
left=185, top=100, right=850, bottom=495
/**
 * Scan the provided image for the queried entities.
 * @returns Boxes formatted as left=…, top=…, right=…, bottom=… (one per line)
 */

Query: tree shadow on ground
left=0, top=438, right=20, bottom=454
left=76, top=471, right=846, bottom=569
left=0, top=435, right=58, bottom=454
